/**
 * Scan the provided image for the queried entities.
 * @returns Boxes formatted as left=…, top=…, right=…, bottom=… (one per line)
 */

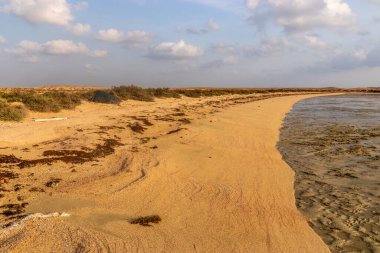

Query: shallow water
left=279, top=94, right=380, bottom=253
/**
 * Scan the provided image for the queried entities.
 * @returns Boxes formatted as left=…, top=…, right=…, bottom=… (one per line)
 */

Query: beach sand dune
left=0, top=94, right=330, bottom=252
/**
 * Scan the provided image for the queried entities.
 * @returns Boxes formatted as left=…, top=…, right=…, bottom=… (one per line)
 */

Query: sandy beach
left=0, top=93, right=330, bottom=252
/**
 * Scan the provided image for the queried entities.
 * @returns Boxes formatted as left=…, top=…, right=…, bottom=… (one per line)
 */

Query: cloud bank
left=97, top=28, right=154, bottom=47
left=246, top=0, right=357, bottom=32
left=5, top=39, right=107, bottom=63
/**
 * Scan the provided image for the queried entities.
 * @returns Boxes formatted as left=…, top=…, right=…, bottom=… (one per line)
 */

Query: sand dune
left=0, top=94, right=330, bottom=252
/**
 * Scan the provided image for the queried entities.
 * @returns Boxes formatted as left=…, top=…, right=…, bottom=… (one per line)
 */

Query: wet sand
left=0, top=93, right=329, bottom=252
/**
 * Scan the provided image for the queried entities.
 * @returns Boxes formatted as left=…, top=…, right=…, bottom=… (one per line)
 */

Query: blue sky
left=0, top=0, right=380, bottom=88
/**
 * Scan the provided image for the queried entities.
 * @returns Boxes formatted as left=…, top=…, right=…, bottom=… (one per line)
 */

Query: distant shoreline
left=1, top=85, right=379, bottom=93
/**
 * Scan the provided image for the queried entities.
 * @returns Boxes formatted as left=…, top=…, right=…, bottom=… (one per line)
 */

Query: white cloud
left=253, top=36, right=292, bottom=56
left=72, top=1, right=88, bottom=11
left=302, top=34, right=328, bottom=50
left=206, top=43, right=241, bottom=68
left=294, top=33, right=341, bottom=59
left=0, top=35, right=6, bottom=44
left=304, top=44, right=380, bottom=73
left=4, top=40, right=42, bottom=62
left=21, top=55, right=41, bottom=63
left=3, top=0, right=74, bottom=26
left=246, top=0, right=260, bottom=10
left=43, top=40, right=88, bottom=55
left=247, top=0, right=357, bottom=32
left=222, top=55, right=239, bottom=64
left=325, top=52, right=366, bottom=70
left=5, top=39, right=107, bottom=62
left=5, top=40, right=42, bottom=55
left=186, top=18, right=220, bottom=35
left=97, top=28, right=125, bottom=43
left=84, top=63, right=99, bottom=72
left=43, top=40, right=107, bottom=57
left=368, top=0, right=380, bottom=4
left=203, top=55, right=239, bottom=69
left=124, top=30, right=154, bottom=47
left=3, top=0, right=91, bottom=36
left=353, top=49, right=368, bottom=61
left=373, top=16, right=380, bottom=23
left=89, top=49, right=108, bottom=58
left=84, top=63, right=92, bottom=71
left=211, top=43, right=239, bottom=55
left=97, top=28, right=153, bottom=47
left=182, top=0, right=244, bottom=14
left=212, top=34, right=335, bottom=61
left=149, top=40, right=203, bottom=60
left=207, top=19, right=220, bottom=31
left=66, top=23, right=91, bottom=36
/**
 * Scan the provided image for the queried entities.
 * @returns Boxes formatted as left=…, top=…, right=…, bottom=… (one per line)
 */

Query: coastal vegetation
left=0, top=91, right=82, bottom=113
left=0, top=85, right=379, bottom=121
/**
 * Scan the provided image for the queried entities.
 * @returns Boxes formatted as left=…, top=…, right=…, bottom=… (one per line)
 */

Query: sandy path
left=0, top=94, right=330, bottom=252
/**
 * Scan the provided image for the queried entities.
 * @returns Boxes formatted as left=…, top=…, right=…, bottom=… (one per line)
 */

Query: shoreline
left=1, top=94, right=332, bottom=252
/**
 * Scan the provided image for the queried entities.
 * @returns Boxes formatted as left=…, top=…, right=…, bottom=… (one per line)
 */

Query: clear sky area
left=1, top=0, right=380, bottom=88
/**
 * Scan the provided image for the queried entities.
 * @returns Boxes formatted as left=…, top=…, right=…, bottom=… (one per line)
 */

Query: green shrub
left=0, top=91, right=82, bottom=112
left=176, top=89, right=203, bottom=98
left=0, top=101, right=27, bottom=121
left=80, top=91, right=96, bottom=100
left=147, top=88, right=181, bottom=98
left=42, top=92, right=82, bottom=110
left=112, top=85, right=154, bottom=102
left=27, top=95, right=61, bottom=112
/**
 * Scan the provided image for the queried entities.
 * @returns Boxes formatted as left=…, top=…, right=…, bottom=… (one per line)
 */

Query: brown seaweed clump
left=0, top=203, right=28, bottom=217
left=128, top=122, right=146, bottom=134
left=167, top=128, right=185, bottom=135
left=0, top=170, right=18, bottom=182
left=45, top=178, right=62, bottom=188
left=0, top=139, right=123, bottom=169
left=129, top=215, right=162, bottom=226
left=0, top=155, right=21, bottom=164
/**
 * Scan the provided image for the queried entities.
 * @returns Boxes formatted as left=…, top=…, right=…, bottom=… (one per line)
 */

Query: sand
left=0, top=93, right=330, bottom=252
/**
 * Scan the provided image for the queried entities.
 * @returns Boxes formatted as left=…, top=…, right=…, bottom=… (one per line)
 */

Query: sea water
left=279, top=94, right=380, bottom=253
